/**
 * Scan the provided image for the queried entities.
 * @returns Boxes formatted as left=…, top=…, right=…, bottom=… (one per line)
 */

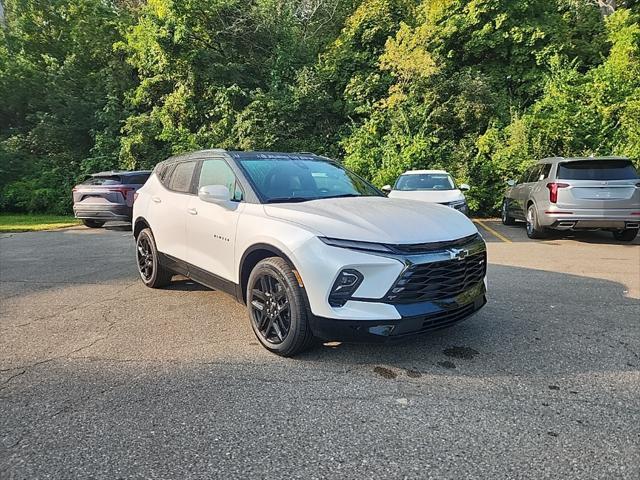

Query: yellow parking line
left=473, top=219, right=512, bottom=243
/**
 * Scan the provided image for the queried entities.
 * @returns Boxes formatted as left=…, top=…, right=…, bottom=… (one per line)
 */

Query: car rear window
left=124, top=173, right=150, bottom=184
left=82, top=175, right=122, bottom=185
left=557, top=160, right=638, bottom=180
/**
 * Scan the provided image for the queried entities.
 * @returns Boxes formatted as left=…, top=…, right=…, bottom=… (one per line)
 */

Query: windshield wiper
left=265, top=197, right=316, bottom=204
left=323, top=193, right=363, bottom=199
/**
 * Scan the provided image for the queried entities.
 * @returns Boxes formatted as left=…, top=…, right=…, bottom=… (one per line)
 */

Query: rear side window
left=539, top=164, right=552, bottom=180
left=557, top=160, right=638, bottom=180
left=168, top=161, right=197, bottom=193
left=83, top=175, right=121, bottom=185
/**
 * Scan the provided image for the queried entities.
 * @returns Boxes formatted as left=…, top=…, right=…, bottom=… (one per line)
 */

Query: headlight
left=328, top=269, right=364, bottom=307
left=319, top=237, right=394, bottom=253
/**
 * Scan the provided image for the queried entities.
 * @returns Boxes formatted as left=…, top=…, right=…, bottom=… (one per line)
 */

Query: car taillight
left=546, top=182, right=569, bottom=204
left=107, top=187, right=133, bottom=200
left=133, top=192, right=139, bottom=203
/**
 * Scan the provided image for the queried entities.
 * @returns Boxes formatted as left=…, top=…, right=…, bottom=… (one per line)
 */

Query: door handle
left=187, top=208, right=198, bottom=215
left=152, top=196, right=161, bottom=204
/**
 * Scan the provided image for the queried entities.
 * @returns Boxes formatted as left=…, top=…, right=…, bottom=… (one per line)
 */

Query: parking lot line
left=473, top=219, right=512, bottom=243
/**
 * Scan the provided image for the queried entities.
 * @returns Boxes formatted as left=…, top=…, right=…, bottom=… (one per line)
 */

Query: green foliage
left=1, top=0, right=638, bottom=215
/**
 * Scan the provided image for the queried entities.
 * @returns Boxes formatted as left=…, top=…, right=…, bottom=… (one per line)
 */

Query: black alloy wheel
left=247, top=257, right=315, bottom=356
left=250, top=273, right=291, bottom=345
left=136, top=228, right=173, bottom=288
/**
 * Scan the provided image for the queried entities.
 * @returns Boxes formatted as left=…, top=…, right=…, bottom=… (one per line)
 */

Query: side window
left=198, top=159, right=243, bottom=201
left=157, top=163, right=174, bottom=187
left=168, top=161, right=197, bottom=193
left=526, top=166, right=541, bottom=183
left=539, top=164, right=551, bottom=180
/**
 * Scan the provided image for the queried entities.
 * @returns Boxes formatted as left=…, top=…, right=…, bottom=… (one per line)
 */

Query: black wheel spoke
left=136, top=237, right=154, bottom=281
left=250, top=272, right=291, bottom=345
left=251, top=299, right=265, bottom=312
left=252, top=289, right=267, bottom=301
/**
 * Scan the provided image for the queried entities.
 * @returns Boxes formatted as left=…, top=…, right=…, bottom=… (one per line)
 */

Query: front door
left=186, top=158, right=245, bottom=284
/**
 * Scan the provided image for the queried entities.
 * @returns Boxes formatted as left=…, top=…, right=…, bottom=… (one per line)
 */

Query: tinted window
left=394, top=173, right=455, bottom=191
left=168, top=161, right=197, bottom=193
left=524, top=166, right=541, bottom=183
left=198, top=159, right=243, bottom=201
left=157, top=163, right=174, bottom=186
left=82, top=175, right=121, bottom=186
left=557, top=160, right=638, bottom=180
left=237, top=157, right=381, bottom=203
left=124, top=173, right=150, bottom=185
left=540, top=164, right=552, bottom=180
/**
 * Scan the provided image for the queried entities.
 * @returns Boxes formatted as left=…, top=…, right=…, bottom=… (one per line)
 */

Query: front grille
left=386, top=250, right=487, bottom=303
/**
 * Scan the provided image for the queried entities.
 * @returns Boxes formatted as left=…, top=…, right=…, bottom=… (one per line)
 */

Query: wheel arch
left=239, top=243, right=299, bottom=305
left=133, top=217, right=150, bottom=239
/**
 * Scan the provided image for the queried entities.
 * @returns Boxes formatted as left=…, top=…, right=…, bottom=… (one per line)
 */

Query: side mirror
left=506, top=179, right=516, bottom=187
left=198, top=185, right=231, bottom=204
left=381, top=185, right=392, bottom=194
left=459, top=183, right=470, bottom=192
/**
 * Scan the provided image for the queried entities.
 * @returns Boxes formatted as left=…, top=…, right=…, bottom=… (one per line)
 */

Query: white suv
left=382, top=170, right=470, bottom=216
left=133, top=150, right=487, bottom=356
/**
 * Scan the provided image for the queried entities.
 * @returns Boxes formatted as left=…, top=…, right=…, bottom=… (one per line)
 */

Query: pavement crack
left=0, top=369, right=26, bottom=391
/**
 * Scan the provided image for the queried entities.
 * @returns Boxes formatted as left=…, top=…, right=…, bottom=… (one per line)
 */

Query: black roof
left=164, top=149, right=331, bottom=163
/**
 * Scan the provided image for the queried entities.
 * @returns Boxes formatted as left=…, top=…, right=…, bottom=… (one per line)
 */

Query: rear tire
left=82, top=219, right=105, bottom=228
left=526, top=204, right=547, bottom=239
left=247, top=257, right=315, bottom=357
left=136, top=228, right=173, bottom=288
left=612, top=228, right=638, bottom=242
left=501, top=199, right=516, bottom=226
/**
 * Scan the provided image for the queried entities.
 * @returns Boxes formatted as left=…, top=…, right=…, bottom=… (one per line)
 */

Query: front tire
left=247, top=257, right=315, bottom=357
left=526, top=204, right=547, bottom=239
left=136, top=228, right=173, bottom=288
left=612, top=228, right=638, bottom=242
left=82, top=219, right=105, bottom=228
left=501, top=199, right=516, bottom=226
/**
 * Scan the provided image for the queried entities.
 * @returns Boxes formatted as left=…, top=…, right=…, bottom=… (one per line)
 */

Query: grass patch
left=0, top=214, right=81, bottom=232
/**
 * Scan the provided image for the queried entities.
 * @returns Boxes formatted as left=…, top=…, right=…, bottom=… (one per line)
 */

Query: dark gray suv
left=72, top=171, right=151, bottom=228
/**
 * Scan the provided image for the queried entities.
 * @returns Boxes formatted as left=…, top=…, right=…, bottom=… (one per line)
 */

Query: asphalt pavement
left=1, top=222, right=639, bottom=479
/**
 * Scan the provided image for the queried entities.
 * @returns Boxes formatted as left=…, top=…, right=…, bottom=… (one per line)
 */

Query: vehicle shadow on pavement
left=2, top=262, right=639, bottom=479
left=297, top=264, right=639, bottom=378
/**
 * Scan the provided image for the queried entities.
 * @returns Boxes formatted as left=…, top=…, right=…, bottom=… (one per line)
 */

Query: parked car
left=502, top=157, right=640, bottom=241
left=72, top=170, right=151, bottom=227
left=132, top=150, right=487, bottom=356
left=382, top=170, right=470, bottom=216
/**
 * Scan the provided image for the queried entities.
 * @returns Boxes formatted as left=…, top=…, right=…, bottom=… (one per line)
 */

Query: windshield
left=394, top=173, right=455, bottom=191
left=557, top=160, right=638, bottom=180
left=237, top=157, right=383, bottom=203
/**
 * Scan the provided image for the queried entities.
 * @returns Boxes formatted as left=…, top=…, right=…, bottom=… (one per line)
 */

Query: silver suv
left=502, top=157, right=640, bottom=241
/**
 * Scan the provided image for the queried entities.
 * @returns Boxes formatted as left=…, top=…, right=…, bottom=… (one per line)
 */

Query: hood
left=388, top=189, right=465, bottom=203
left=264, top=197, right=477, bottom=244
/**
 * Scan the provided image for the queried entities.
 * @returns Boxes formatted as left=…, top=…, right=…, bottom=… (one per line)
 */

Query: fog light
left=328, top=269, right=364, bottom=307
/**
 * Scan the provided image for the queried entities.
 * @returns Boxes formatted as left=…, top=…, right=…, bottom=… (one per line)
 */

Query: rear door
left=512, top=166, right=540, bottom=218
left=186, top=157, right=245, bottom=282
left=147, top=161, right=197, bottom=261
left=554, top=159, right=640, bottom=210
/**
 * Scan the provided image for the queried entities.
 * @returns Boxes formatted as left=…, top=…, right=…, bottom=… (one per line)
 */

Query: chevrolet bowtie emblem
left=449, top=248, right=469, bottom=261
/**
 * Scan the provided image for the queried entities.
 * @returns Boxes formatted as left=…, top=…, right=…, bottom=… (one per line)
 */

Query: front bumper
left=309, top=282, right=486, bottom=342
